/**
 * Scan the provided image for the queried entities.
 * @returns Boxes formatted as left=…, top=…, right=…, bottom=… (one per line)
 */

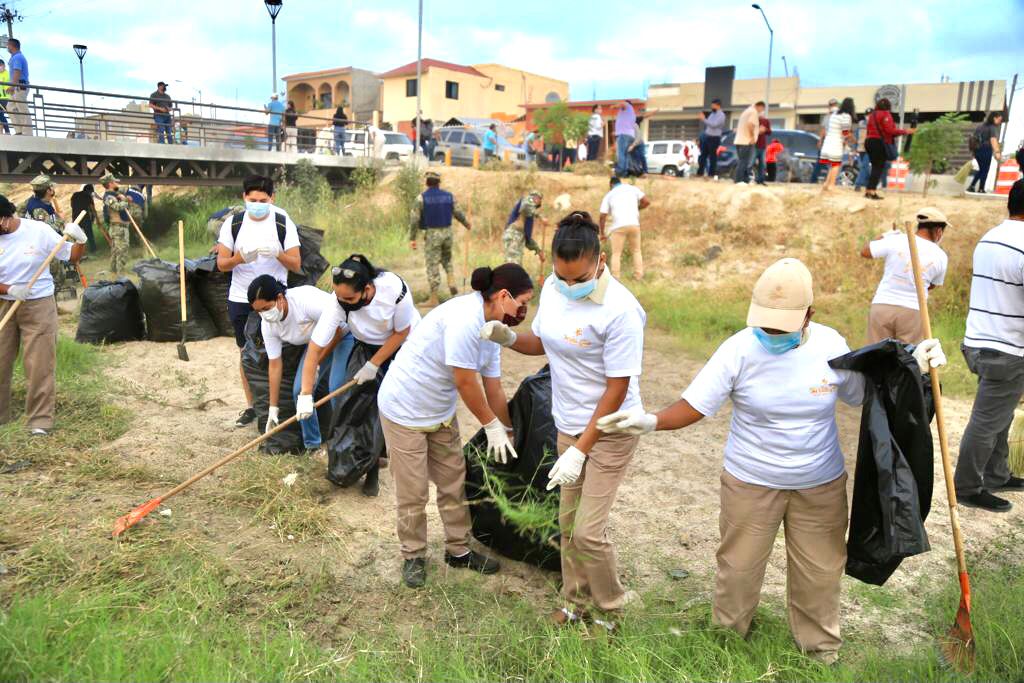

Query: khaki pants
left=0, top=297, right=58, bottom=430
left=867, top=303, right=923, bottom=344
left=7, top=88, right=31, bottom=136
left=558, top=431, right=639, bottom=611
left=381, top=414, right=471, bottom=560
left=609, top=226, right=643, bottom=280
left=714, top=470, right=848, bottom=656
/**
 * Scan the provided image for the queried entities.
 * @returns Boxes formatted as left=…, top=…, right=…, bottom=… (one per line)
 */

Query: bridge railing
left=0, top=81, right=381, bottom=157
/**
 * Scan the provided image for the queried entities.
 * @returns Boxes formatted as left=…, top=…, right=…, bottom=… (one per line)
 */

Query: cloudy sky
left=7, top=0, right=1024, bottom=114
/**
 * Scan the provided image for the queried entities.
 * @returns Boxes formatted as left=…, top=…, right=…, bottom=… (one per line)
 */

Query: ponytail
left=470, top=263, right=534, bottom=301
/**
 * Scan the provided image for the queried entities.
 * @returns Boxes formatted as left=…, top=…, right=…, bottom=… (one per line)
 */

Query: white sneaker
left=736, top=181, right=749, bottom=186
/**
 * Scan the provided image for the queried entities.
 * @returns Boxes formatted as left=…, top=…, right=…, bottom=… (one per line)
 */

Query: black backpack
left=230, top=211, right=287, bottom=248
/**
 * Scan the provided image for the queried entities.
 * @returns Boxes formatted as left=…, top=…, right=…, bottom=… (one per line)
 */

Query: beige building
left=377, top=58, right=568, bottom=134
left=282, top=66, right=382, bottom=124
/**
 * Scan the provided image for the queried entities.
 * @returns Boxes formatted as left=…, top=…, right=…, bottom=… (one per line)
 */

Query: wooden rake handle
left=126, top=210, right=158, bottom=259
left=177, top=220, right=187, bottom=324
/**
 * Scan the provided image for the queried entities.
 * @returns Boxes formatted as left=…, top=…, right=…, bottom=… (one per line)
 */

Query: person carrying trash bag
left=480, top=210, right=647, bottom=629
left=247, top=274, right=353, bottom=454
left=301, top=254, right=421, bottom=496
left=596, top=257, right=947, bottom=664
left=377, top=263, right=534, bottom=589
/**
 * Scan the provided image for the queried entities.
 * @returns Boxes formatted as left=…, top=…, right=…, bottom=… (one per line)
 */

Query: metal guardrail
left=0, top=81, right=378, bottom=157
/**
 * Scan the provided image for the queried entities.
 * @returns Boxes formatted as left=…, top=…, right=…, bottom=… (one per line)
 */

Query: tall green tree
left=906, top=112, right=969, bottom=196
left=533, top=102, right=589, bottom=149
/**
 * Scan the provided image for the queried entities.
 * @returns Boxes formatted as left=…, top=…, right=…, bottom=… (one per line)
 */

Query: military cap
left=99, top=172, right=120, bottom=185
left=425, top=170, right=441, bottom=180
left=528, top=189, right=543, bottom=198
left=29, top=174, right=55, bottom=190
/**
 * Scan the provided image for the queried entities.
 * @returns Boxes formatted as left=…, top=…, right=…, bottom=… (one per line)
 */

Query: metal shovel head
left=177, top=341, right=189, bottom=362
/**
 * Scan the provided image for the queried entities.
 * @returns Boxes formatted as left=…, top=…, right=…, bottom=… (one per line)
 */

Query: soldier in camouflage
left=409, top=171, right=471, bottom=306
left=100, top=173, right=132, bottom=275
left=22, top=174, right=76, bottom=298
left=503, top=189, right=547, bottom=265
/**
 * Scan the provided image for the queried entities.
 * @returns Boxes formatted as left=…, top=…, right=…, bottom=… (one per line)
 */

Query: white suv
left=646, top=140, right=698, bottom=176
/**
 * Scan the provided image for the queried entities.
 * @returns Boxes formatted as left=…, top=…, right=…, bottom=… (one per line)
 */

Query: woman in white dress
left=821, top=97, right=855, bottom=193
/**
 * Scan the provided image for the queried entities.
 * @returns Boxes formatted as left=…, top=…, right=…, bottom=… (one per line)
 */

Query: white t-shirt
left=965, top=219, right=1024, bottom=356
left=378, top=293, right=501, bottom=428
left=311, top=271, right=421, bottom=347
left=532, top=274, right=645, bottom=435
left=261, top=286, right=335, bottom=360
left=599, top=184, right=645, bottom=233
left=821, top=111, right=852, bottom=161
left=217, top=207, right=301, bottom=303
left=588, top=113, right=603, bottom=138
left=682, top=322, right=865, bottom=490
left=0, top=218, right=72, bottom=301
left=869, top=232, right=948, bottom=310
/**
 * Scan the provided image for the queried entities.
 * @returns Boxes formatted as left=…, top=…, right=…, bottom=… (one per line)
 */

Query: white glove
left=483, top=418, right=518, bottom=464
left=597, top=409, right=658, bottom=436
left=547, top=446, right=586, bottom=490
left=63, top=222, right=88, bottom=245
left=480, top=320, right=517, bottom=347
left=353, top=360, right=379, bottom=385
left=239, top=247, right=260, bottom=263
left=6, top=284, right=29, bottom=301
left=257, top=243, right=281, bottom=259
left=913, top=338, right=946, bottom=373
left=265, top=406, right=280, bottom=433
left=296, top=394, right=314, bottom=421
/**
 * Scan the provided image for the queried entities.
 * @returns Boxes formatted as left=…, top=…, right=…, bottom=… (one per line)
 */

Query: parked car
left=714, top=128, right=858, bottom=184
left=379, top=132, right=414, bottom=162
left=434, top=127, right=527, bottom=167
left=646, top=140, right=699, bottom=176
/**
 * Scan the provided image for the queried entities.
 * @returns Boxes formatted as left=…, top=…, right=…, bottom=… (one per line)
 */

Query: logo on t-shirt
left=809, top=378, right=837, bottom=396
left=563, top=328, right=593, bottom=348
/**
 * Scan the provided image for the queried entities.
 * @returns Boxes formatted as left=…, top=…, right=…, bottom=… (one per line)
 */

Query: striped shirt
left=964, top=219, right=1024, bottom=356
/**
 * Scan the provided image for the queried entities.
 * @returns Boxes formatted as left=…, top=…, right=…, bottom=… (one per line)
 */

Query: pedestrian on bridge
left=0, top=59, right=11, bottom=135
left=264, top=94, right=285, bottom=152
left=409, top=171, right=471, bottom=307
left=149, top=82, right=174, bottom=144
left=100, top=174, right=132, bottom=276
left=4, top=38, right=30, bottom=136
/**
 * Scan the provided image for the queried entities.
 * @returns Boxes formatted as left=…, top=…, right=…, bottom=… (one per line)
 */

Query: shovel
left=905, top=220, right=975, bottom=673
left=176, top=220, right=189, bottom=361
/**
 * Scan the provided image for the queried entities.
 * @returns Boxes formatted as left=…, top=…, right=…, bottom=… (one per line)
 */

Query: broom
left=1008, top=410, right=1024, bottom=476
left=905, top=220, right=975, bottom=673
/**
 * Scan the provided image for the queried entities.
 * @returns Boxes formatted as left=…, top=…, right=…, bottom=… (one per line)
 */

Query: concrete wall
left=350, top=68, right=381, bottom=123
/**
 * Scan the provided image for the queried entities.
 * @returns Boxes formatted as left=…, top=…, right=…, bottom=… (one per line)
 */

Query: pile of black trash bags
left=75, top=225, right=328, bottom=345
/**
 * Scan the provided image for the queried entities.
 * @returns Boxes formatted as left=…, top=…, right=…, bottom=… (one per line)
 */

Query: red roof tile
left=377, top=59, right=486, bottom=80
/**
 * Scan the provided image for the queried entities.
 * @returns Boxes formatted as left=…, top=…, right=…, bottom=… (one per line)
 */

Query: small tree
left=906, top=112, right=969, bottom=197
left=533, top=102, right=589, bottom=149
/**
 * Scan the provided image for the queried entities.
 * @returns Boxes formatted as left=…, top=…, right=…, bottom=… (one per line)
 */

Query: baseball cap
left=746, top=258, right=814, bottom=333
left=916, top=206, right=951, bottom=227
left=270, top=92, right=279, bottom=99
left=157, top=81, right=168, bottom=87
left=828, top=98, right=839, bottom=106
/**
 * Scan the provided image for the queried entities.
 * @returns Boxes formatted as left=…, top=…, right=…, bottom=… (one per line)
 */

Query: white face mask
left=259, top=303, right=283, bottom=323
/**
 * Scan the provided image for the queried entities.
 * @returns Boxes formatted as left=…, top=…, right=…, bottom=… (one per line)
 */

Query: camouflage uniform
left=23, top=175, right=72, bottom=294
left=409, top=191, right=469, bottom=296
left=503, top=193, right=543, bottom=264
left=102, top=181, right=132, bottom=275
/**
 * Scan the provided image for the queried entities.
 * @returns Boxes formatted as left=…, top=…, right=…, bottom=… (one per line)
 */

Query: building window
left=406, top=79, right=417, bottom=97
left=445, top=81, right=459, bottom=100
left=495, top=84, right=505, bottom=92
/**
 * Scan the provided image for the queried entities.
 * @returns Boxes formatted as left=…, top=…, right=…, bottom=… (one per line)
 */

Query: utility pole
left=1, top=3, right=24, bottom=38
left=414, top=0, right=423, bottom=168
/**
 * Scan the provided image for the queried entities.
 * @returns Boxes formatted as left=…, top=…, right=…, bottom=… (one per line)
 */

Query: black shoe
left=445, top=550, right=500, bottom=574
left=362, top=464, right=380, bottom=497
left=234, top=408, right=257, bottom=428
left=959, top=490, right=1013, bottom=512
left=402, top=558, right=426, bottom=588
left=992, top=476, right=1024, bottom=492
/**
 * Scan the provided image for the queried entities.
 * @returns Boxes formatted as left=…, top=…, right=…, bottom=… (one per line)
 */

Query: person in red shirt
left=754, top=116, right=772, bottom=185
left=765, top=138, right=785, bottom=182
left=864, top=98, right=916, bottom=200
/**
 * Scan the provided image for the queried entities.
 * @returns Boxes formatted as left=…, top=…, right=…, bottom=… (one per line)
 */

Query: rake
left=904, top=220, right=975, bottom=673
left=125, top=210, right=158, bottom=259
left=176, top=220, right=189, bottom=361
left=112, top=379, right=357, bottom=538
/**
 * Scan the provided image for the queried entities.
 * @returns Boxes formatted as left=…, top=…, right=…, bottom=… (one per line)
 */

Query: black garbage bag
left=829, top=339, right=935, bottom=586
left=463, top=366, right=560, bottom=571
left=75, top=279, right=145, bottom=344
left=133, top=259, right=218, bottom=343
left=188, top=255, right=234, bottom=338
left=240, top=313, right=331, bottom=455
left=288, top=225, right=330, bottom=288
left=325, top=341, right=388, bottom=487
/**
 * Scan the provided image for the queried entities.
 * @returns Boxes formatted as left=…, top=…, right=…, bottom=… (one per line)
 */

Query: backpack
left=231, top=211, right=286, bottom=249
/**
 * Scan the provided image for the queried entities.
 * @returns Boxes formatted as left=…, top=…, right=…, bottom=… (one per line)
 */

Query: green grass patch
left=631, top=280, right=748, bottom=362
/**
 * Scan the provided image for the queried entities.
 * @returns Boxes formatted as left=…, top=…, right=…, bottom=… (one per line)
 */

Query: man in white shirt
left=0, top=194, right=87, bottom=436
left=599, top=177, right=650, bottom=280
left=216, top=175, right=302, bottom=428
left=955, top=181, right=1024, bottom=512
left=860, top=207, right=949, bottom=343
left=586, top=104, right=604, bottom=162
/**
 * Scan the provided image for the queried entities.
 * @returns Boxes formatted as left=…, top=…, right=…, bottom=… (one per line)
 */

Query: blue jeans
left=754, top=148, right=766, bottom=183
left=586, top=135, right=601, bottom=162
left=970, top=145, right=994, bottom=191
left=334, top=126, right=346, bottom=155
left=630, top=143, right=648, bottom=174
left=854, top=151, right=871, bottom=188
left=154, top=114, right=172, bottom=144
left=615, top=134, right=634, bottom=176
left=698, top=134, right=720, bottom=176
left=734, top=144, right=756, bottom=183
left=267, top=125, right=281, bottom=151
left=810, top=151, right=825, bottom=183
left=294, top=333, right=355, bottom=449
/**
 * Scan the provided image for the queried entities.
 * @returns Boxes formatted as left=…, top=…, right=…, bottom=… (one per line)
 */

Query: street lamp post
left=781, top=55, right=789, bottom=78
left=751, top=4, right=773, bottom=115
left=73, top=44, right=87, bottom=115
left=414, top=0, right=423, bottom=167
left=265, top=0, right=283, bottom=97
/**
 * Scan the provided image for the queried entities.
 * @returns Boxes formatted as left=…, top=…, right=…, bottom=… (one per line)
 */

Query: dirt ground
left=14, top=169, right=1021, bottom=650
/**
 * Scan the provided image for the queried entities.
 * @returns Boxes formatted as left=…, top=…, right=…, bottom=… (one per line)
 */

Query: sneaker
left=402, top=558, right=427, bottom=588
left=28, top=428, right=50, bottom=437
left=444, top=550, right=500, bottom=574
left=234, top=408, right=257, bottom=428
left=959, top=490, right=1013, bottom=512
left=993, top=476, right=1024, bottom=492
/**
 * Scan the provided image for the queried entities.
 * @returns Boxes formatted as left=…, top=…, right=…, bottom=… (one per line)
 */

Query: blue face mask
left=555, top=261, right=600, bottom=301
left=753, top=327, right=802, bottom=355
left=246, top=201, right=271, bottom=219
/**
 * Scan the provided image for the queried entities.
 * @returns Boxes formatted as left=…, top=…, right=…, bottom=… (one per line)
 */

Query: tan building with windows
left=281, top=66, right=381, bottom=124
left=377, top=58, right=568, bottom=134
